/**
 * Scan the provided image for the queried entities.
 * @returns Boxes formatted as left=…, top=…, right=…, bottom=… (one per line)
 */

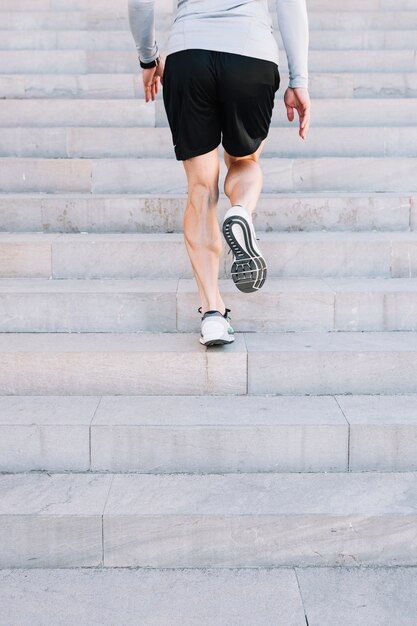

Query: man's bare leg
left=223, top=139, right=266, bottom=215
left=182, top=147, right=226, bottom=315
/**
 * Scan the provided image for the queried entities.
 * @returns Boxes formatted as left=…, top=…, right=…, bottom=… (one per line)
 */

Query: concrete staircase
left=1, top=0, right=417, bottom=573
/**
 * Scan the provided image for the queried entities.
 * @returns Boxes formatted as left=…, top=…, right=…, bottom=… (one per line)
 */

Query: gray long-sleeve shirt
left=128, top=0, right=309, bottom=88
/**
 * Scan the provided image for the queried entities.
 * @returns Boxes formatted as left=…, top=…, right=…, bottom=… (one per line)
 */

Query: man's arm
left=276, top=0, right=310, bottom=139
left=276, top=0, right=309, bottom=89
left=127, top=0, right=159, bottom=64
left=128, top=0, right=164, bottom=103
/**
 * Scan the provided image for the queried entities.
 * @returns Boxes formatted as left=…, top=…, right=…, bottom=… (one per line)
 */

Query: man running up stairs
left=0, top=0, right=417, bottom=623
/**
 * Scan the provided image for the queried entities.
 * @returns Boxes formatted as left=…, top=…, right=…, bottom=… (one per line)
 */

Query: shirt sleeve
left=276, top=0, right=309, bottom=89
left=127, top=0, right=159, bottom=64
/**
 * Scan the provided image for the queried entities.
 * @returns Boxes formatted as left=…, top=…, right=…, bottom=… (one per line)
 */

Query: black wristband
left=140, top=56, right=160, bottom=69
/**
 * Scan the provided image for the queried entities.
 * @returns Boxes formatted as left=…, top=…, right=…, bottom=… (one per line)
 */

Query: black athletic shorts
left=162, top=49, right=280, bottom=161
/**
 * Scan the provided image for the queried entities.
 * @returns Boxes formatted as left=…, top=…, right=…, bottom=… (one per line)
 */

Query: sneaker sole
left=222, top=214, right=267, bottom=293
left=200, top=336, right=235, bottom=347
left=200, top=339, right=234, bottom=347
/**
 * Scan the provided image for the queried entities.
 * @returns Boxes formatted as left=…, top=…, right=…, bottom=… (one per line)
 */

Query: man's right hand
left=284, top=87, right=311, bottom=140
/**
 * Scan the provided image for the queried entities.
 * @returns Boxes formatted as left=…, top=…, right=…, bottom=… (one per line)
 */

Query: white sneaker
left=199, top=309, right=235, bottom=347
left=222, top=205, right=267, bottom=293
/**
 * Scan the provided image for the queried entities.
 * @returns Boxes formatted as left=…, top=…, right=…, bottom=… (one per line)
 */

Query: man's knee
left=187, top=181, right=219, bottom=211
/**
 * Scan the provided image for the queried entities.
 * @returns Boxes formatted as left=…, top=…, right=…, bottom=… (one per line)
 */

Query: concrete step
left=0, top=193, right=412, bottom=234
left=308, top=11, right=417, bottom=30
left=3, top=72, right=417, bottom=99
left=0, top=0, right=173, bottom=12
left=0, top=50, right=416, bottom=74
left=2, top=29, right=417, bottom=51
left=2, top=277, right=417, bottom=333
left=180, top=277, right=417, bottom=332
left=2, top=567, right=417, bottom=626
left=0, top=0, right=415, bottom=12
left=305, top=0, right=417, bottom=8
left=2, top=11, right=417, bottom=31
left=279, top=0, right=417, bottom=12
left=0, top=394, right=349, bottom=473
left=0, top=0, right=415, bottom=11
left=2, top=98, right=417, bottom=129
left=1, top=157, right=417, bottom=194
left=0, top=331, right=417, bottom=395
left=1, top=471, right=417, bottom=567
left=0, top=11, right=173, bottom=31
left=1, top=232, right=417, bottom=279
left=1, top=126, right=416, bottom=158
left=245, top=331, right=417, bottom=395
left=0, top=332, right=246, bottom=395
left=303, top=29, right=417, bottom=50
left=3, top=394, right=417, bottom=473
left=0, top=567, right=308, bottom=626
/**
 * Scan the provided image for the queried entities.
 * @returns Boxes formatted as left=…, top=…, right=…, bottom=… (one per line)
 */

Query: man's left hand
left=143, top=57, right=165, bottom=103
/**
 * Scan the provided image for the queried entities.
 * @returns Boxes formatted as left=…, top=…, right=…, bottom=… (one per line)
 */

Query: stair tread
left=0, top=156, right=416, bottom=195
left=1, top=126, right=416, bottom=159
left=1, top=230, right=416, bottom=241
left=1, top=393, right=417, bottom=426
left=1, top=29, right=417, bottom=55
left=0, top=190, right=412, bottom=198
left=0, top=567, right=308, bottom=626
left=1, top=471, right=416, bottom=516
left=0, top=49, right=414, bottom=75
left=0, top=566, right=416, bottom=626
left=0, top=331, right=417, bottom=351
left=2, top=276, right=417, bottom=293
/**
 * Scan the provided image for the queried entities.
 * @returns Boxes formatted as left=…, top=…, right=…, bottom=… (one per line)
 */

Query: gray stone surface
left=51, top=233, right=196, bottom=279
left=178, top=278, right=335, bottom=332
left=0, top=194, right=187, bottom=234
left=1, top=566, right=417, bottom=626
left=92, top=157, right=417, bottom=194
left=3, top=71, right=417, bottom=100
left=2, top=156, right=413, bottom=195
left=0, top=158, right=92, bottom=193
left=391, top=239, right=417, bottom=278
left=180, top=276, right=417, bottom=332
left=2, top=394, right=417, bottom=473
left=19, top=231, right=415, bottom=279
left=3, top=126, right=417, bottom=159
left=1, top=98, right=417, bottom=129
left=297, top=567, right=417, bottom=626
left=327, top=277, right=417, bottom=331
left=91, top=395, right=347, bottom=472
left=0, top=395, right=99, bottom=471
left=0, top=278, right=177, bottom=332
left=254, top=231, right=393, bottom=279
left=0, top=473, right=112, bottom=567
left=1, top=49, right=416, bottom=75
left=23, top=73, right=137, bottom=99
left=0, top=568, right=306, bottom=626
left=0, top=98, right=156, bottom=127
left=2, top=28, right=417, bottom=53
left=309, top=11, right=417, bottom=29
left=0, top=193, right=411, bottom=234
left=410, top=196, right=417, bottom=230
left=0, top=332, right=247, bottom=395
left=0, top=232, right=56, bottom=278
left=337, top=395, right=417, bottom=471
left=103, top=472, right=417, bottom=567
left=1, top=330, right=417, bottom=396
left=246, top=331, right=417, bottom=395
left=67, top=127, right=173, bottom=158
